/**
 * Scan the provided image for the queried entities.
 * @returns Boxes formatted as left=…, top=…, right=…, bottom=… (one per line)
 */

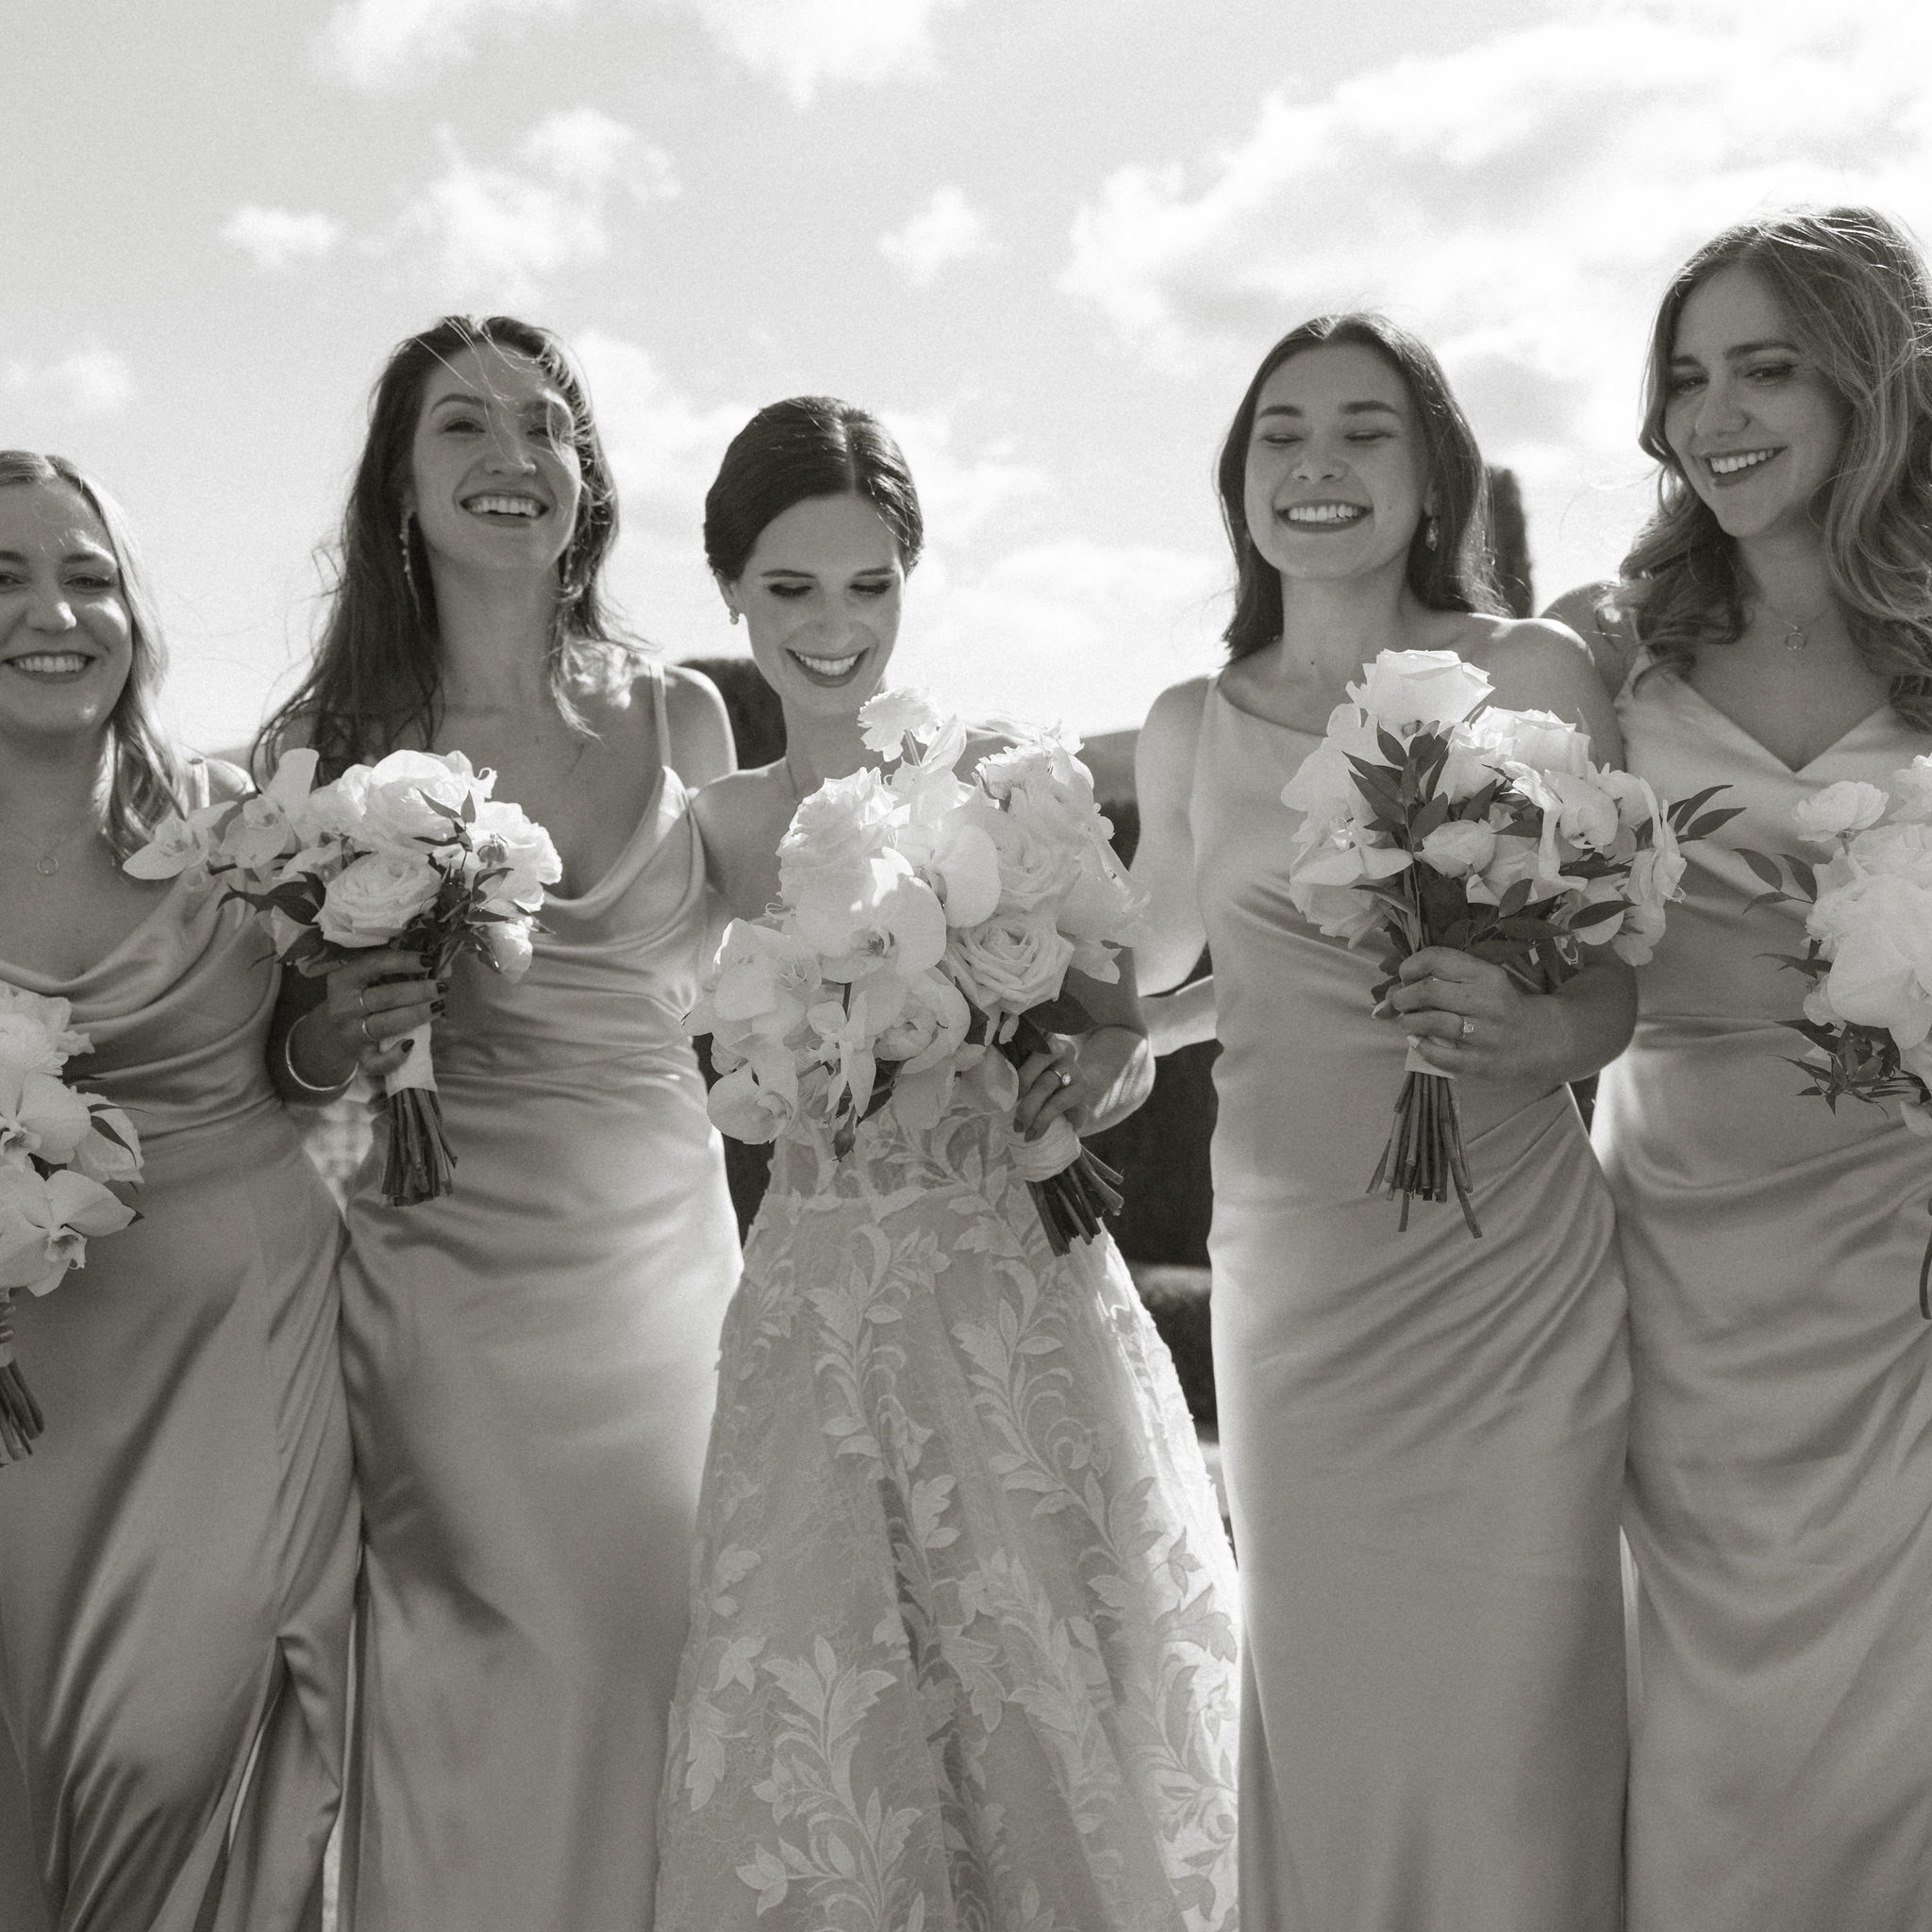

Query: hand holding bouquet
left=689, top=689, right=1145, bottom=1252
left=128, top=748, right=560, bottom=1206
left=0, top=983, right=142, bottom=1461
left=1740, top=760, right=1932, bottom=1312
left=1284, top=648, right=1734, bottom=1235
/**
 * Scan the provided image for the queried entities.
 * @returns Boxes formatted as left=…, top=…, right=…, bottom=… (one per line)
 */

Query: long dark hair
left=1215, top=312, right=1499, bottom=661
left=1618, top=206, right=1932, bottom=728
left=259, top=313, right=638, bottom=775
left=704, top=396, right=924, bottom=584
left=0, top=450, right=189, bottom=856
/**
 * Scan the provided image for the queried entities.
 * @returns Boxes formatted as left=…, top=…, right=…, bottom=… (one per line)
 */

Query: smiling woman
left=262, top=316, right=743, bottom=1932
left=0, top=451, right=357, bottom=1932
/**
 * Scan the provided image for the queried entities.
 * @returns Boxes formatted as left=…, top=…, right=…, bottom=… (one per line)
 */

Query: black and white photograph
left=4, top=2, right=1930, bottom=1927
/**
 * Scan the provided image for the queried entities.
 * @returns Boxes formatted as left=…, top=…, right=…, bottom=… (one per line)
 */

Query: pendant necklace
left=7, top=824, right=95, bottom=877
left=1755, top=590, right=1838, bottom=655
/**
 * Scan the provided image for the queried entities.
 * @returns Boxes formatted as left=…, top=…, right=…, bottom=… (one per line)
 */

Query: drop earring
left=728, top=608, right=741, bottom=626
left=399, top=510, right=422, bottom=610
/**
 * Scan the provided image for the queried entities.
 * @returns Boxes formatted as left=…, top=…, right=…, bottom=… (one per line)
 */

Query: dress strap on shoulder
left=647, top=656, right=671, bottom=761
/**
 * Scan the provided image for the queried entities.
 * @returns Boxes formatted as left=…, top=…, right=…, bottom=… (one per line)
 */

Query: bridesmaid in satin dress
left=1133, top=316, right=1634, bottom=1931
left=1560, top=207, right=1932, bottom=1931
left=0, top=452, right=358, bottom=1930
left=258, top=317, right=741, bottom=1932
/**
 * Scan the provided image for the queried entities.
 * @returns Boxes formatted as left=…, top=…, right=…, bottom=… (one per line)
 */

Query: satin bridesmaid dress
left=0, top=763, right=358, bottom=1932
left=1594, top=657, right=1932, bottom=1931
left=1193, top=677, right=1630, bottom=1932
left=336, top=663, right=741, bottom=1932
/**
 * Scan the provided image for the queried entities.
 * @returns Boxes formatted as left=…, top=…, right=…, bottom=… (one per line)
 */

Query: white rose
left=1417, top=819, right=1499, bottom=877
left=481, top=921, right=535, bottom=977
left=1887, top=756, right=1932, bottom=824
left=1815, top=874, right=1932, bottom=1046
left=317, top=852, right=443, bottom=947
left=471, top=800, right=563, bottom=911
left=1347, top=649, right=1492, bottom=731
left=1609, top=900, right=1670, bottom=967
left=1842, top=820, right=1932, bottom=888
left=358, top=750, right=494, bottom=854
left=1541, top=771, right=1623, bottom=853
left=858, top=687, right=948, bottom=757
left=944, top=911, right=1076, bottom=1016
left=1473, top=706, right=1592, bottom=777
left=777, top=768, right=900, bottom=951
left=1793, top=779, right=1890, bottom=841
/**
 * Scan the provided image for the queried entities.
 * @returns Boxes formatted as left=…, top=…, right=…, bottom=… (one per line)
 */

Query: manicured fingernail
left=431, top=999, right=446, bottom=1017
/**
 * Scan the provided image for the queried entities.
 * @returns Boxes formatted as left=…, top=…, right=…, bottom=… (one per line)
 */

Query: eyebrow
left=0, top=546, right=114, bottom=565
left=1256, top=399, right=1403, bottom=420
left=1670, top=338, right=1801, bottom=363
left=426, top=387, right=570, bottom=414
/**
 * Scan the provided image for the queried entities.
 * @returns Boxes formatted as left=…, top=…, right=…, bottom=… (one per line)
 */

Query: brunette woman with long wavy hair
left=0, top=453, right=357, bottom=1931
left=267, top=315, right=742, bottom=1932
left=1132, top=314, right=1635, bottom=1930
left=1562, top=207, right=1932, bottom=1932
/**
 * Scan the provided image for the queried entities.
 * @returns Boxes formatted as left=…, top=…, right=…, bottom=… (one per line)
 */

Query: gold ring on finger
left=360, top=1012, right=378, bottom=1045
left=1058, top=1069, right=1074, bottom=1088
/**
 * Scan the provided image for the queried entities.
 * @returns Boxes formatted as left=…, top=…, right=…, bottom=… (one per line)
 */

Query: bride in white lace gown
left=655, top=397, right=1240, bottom=1932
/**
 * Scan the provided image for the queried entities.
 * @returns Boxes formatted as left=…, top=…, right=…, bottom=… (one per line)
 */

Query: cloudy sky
left=9, top=0, right=1931, bottom=753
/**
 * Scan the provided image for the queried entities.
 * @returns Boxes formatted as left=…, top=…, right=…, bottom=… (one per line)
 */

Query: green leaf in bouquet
left=1374, top=726, right=1409, bottom=768
left=1563, top=899, right=1626, bottom=932
left=1681, top=807, right=1745, bottom=841
left=1409, top=791, right=1452, bottom=841
left=285, top=929, right=330, bottom=972
left=1738, top=847, right=1788, bottom=891
left=1665, top=784, right=1735, bottom=833
left=1786, top=855, right=1819, bottom=904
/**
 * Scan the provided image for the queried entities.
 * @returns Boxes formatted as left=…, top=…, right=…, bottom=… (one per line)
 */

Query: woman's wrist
left=285, top=1005, right=357, bottom=1095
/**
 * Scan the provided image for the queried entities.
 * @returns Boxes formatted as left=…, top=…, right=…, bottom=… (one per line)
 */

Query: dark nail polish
left=431, top=999, right=446, bottom=1017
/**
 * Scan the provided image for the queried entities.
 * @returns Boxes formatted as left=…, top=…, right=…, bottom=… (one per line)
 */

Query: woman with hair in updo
left=259, top=314, right=741, bottom=1932
left=0, top=452, right=357, bottom=1931
left=1554, top=206, right=1932, bottom=1931
left=654, top=396, right=1239, bottom=1932
left=1133, top=313, right=1634, bottom=1930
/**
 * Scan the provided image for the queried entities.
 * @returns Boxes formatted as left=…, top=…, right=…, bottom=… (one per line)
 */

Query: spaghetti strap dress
left=1594, top=658, right=1932, bottom=1932
left=1192, top=677, right=1629, bottom=1932
left=335, top=664, right=741, bottom=1932
left=0, top=759, right=358, bottom=1932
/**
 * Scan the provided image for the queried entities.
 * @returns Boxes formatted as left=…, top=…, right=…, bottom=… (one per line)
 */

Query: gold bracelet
left=282, top=1012, right=353, bottom=1099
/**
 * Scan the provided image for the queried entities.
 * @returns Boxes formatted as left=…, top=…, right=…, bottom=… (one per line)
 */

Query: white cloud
left=393, top=108, right=677, bottom=305
left=221, top=205, right=343, bottom=273
left=879, top=187, right=991, bottom=288
left=320, top=0, right=961, bottom=103
left=319, top=0, right=570, bottom=90
left=4, top=349, right=136, bottom=418
left=885, top=407, right=1050, bottom=545
left=1063, top=0, right=1932, bottom=428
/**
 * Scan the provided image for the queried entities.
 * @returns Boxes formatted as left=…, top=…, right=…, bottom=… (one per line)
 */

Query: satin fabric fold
left=1194, top=682, right=1629, bottom=1932
left=337, top=671, right=741, bottom=1932
left=1595, top=664, right=1932, bottom=1931
left=0, top=816, right=357, bottom=1932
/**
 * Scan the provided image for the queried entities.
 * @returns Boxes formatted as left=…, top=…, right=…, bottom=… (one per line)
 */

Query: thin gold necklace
left=1753, top=589, right=1838, bottom=655
left=5, top=823, right=100, bottom=877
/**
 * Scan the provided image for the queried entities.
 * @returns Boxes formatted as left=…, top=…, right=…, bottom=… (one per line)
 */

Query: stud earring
left=1424, top=514, right=1440, bottom=554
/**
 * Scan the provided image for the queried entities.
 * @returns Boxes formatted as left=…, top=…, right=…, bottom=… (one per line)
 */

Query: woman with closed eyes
left=258, top=314, right=741, bottom=1932
left=1558, top=206, right=1932, bottom=1932
left=1133, top=315, right=1633, bottom=1931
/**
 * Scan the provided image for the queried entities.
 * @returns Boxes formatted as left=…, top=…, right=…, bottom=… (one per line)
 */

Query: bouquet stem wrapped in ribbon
left=127, top=749, right=560, bottom=1208
left=1283, top=648, right=1734, bottom=1236
left=0, top=983, right=143, bottom=1462
left=1740, top=760, right=1932, bottom=1314
left=688, top=689, right=1145, bottom=1254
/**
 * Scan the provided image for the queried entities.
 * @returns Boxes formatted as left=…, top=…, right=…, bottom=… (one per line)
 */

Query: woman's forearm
left=1141, top=976, right=1217, bottom=1057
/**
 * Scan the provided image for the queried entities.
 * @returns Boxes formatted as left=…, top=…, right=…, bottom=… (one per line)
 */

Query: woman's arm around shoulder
left=690, top=764, right=791, bottom=928
left=1128, top=675, right=1212, bottom=995
left=662, top=661, right=737, bottom=787
left=1470, top=613, right=1626, bottom=768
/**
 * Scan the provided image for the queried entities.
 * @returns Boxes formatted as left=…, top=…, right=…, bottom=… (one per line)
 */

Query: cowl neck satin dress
left=0, top=762, right=358, bottom=1932
left=1594, top=658, right=1932, bottom=1931
left=1193, top=677, right=1630, bottom=1932
left=336, top=666, right=741, bottom=1932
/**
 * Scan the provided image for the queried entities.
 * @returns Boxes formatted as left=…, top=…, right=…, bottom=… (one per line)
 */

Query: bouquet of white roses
left=1284, top=647, right=1735, bottom=1236
left=1738, top=759, right=1932, bottom=1313
left=127, top=748, right=560, bottom=1207
left=0, top=982, right=143, bottom=1462
left=689, top=689, right=1144, bottom=1253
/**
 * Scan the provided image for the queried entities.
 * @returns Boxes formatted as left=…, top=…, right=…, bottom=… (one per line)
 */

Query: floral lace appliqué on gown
left=658, top=1055, right=1239, bottom=1932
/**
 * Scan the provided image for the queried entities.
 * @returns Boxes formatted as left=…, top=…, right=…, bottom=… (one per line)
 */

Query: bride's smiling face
left=725, top=493, right=906, bottom=720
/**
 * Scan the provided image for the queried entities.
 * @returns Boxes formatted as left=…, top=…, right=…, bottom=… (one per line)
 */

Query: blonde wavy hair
left=0, top=451, right=190, bottom=856
left=1617, top=205, right=1932, bottom=728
